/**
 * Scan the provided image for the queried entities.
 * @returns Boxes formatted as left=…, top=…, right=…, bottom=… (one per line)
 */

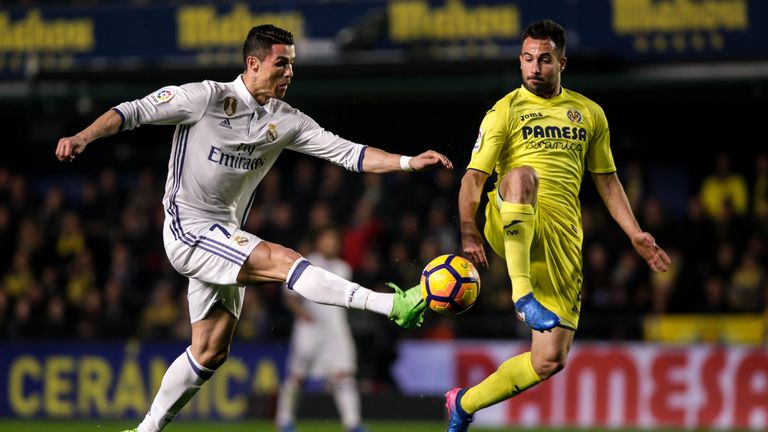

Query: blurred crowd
left=1, top=152, right=767, bottom=348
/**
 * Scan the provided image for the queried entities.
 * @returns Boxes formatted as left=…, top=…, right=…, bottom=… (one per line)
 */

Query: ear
left=559, top=56, right=567, bottom=72
left=246, top=55, right=260, bottom=73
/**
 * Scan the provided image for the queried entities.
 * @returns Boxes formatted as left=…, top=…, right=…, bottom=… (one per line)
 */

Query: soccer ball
left=420, top=254, right=480, bottom=316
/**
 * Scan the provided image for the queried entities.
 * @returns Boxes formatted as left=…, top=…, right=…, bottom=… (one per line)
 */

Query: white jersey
left=114, top=75, right=367, bottom=231
left=285, top=252, right=356, bottom=377
left=113, top=76, right=367, bottom=322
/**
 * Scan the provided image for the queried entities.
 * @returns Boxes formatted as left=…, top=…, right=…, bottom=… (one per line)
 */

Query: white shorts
left=286, top=321, right=357, bottom=378
left=164, top=219, right=261, bottom=322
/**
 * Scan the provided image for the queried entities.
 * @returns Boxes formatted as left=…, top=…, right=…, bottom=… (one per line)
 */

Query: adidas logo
left=218, top=118, right=232, bottom=129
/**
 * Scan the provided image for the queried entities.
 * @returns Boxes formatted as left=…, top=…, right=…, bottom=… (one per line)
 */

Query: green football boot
left=387, top=282, right=426, bottom=328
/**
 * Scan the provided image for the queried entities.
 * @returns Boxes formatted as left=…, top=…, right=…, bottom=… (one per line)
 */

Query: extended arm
left=55, top=109, right=123, bottom=162
left=591, top=171, right=671, bottom=272
left=361, top=147, right=453, bottom=173
left=459, top=169, right=490, bottom=268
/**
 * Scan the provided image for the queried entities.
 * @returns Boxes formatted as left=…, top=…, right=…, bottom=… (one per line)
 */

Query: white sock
left=137, top=347, right=215, bottom=432
left=275, top=378, right=301, bottom=427
left=333, top=376, right=361, bottom=429
left=286, top=259, right=393, bottom=316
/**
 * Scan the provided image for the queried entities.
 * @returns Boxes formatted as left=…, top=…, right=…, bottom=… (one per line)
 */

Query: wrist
left=400, top=155, right=413, bottom=172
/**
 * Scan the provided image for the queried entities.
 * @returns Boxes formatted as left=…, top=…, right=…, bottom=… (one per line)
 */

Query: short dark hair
left=522, top=20, right=566, bottom=57
left=243, top=24, right=294, bottom=64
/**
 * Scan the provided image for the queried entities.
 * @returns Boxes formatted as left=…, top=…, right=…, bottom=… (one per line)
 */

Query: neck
left=241, top=74, right=270, bottom=105
left=544, top=85, right=562, bottom=99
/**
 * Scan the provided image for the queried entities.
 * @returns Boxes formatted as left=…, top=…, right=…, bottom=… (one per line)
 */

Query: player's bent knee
left=241, top=242, right=302, bottom=282
left=257, top=242, right=300, bottom=265
left=499, top=166, right=539, bottom=203
left=195, top=345, right=230, bottom=370
left=277, top=246, right=302, bottom=267
left=533, top=356, right=567, bottom=379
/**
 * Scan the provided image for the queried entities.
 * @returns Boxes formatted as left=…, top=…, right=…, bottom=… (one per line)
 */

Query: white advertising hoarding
left=393, top=341, right=768, bottom=429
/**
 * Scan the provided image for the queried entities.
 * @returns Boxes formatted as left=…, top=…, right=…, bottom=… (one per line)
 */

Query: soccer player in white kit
left=54, top=24, right=452, bottom=432
left=276, top=226, right=364, bottom=432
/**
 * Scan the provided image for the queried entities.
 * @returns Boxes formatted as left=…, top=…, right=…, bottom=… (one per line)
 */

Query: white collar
left=233, top=74, right=272, bottom=116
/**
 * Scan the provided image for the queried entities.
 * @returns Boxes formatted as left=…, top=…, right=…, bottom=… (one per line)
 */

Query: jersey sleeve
left=288, top=110, right=367, bottom=172
left=585, top=104, right=616, bottom=174
left=467, top=99, right=510, bottom=174
left=112, top=82, right=212, bottom=131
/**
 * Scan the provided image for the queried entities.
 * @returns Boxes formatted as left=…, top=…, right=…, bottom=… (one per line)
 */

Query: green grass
left=0, top=420, right=751, bottom=432
left=0, top=420, right=469, bottom=432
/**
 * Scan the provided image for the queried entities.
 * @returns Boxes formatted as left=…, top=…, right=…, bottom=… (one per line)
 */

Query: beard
left=523, top=78, right=559, bottom=98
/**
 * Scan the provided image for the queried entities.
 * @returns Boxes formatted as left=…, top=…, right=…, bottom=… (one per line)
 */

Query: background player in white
left=276, top=226, right=365, bottom=432
left=54, top=24, right=451, bottom=432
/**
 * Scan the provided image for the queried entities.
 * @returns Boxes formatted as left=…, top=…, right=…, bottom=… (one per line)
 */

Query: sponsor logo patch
left=473, top=128, right=483, bottom=152
left=223, top=97, right=238, bottom=117
left=150, top=88, right=174, bottom=105
left=567, top=108, right=582, bottom=124
left=266, top=123, right=278, bottom=142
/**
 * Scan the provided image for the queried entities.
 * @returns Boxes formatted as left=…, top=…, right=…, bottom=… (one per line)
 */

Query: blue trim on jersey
left=186, top=349, right=213, bottom=380
left=198, top=235, right=248, bottom=260
left=240, top=186, right=258, bottom=229
left=357, top=145, right=368, bottom=172
left=111, top=107, right=126, bottom=131
left=286, top=259, right=311, bottom=291
left=167, top=125, right=189, bottom=242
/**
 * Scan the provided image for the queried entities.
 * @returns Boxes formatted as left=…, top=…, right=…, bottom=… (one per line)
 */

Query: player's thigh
left=237, top=240, right=302, bottom=284
left=187, top=278, right=246, bottom=323
left=164, top=220, right=261, bottom=285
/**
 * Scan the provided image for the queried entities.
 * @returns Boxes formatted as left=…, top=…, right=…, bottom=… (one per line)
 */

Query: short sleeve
left=585, top=105, right=616, bottom=174
left=467, top=100, right=510, bottom=174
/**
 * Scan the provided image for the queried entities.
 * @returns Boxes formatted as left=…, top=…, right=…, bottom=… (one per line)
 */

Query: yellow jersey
left=468, top=85, right=616, bottom=242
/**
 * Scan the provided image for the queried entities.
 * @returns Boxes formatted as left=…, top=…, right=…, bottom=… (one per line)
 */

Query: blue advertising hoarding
left=0, top=341, right=287, bottom=419
left=0, top=0, right=765, bottom=78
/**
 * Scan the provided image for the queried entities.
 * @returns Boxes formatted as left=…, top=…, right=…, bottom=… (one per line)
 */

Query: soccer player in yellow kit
left=445, top=20, right=671, bottom=431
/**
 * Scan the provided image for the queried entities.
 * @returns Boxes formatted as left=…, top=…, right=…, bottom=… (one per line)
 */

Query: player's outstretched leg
left=445, top=387, right=474, bottom=431
left=514, top=292, right=560, bottom=332
left=386, top=282, right=426, bottom=328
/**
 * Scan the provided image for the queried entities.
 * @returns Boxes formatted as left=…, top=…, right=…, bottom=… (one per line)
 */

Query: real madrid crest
left=234, top=236, right=249, bottom=246
left=567, top=108, right=582, bottom=124
left=223, top=97, right=238, bottom=117
left=266, top=123, right=278, bottom=142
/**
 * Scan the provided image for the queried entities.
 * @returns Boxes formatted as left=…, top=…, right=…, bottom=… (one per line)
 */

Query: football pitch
left=0, top=420, right=748, bottom=432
